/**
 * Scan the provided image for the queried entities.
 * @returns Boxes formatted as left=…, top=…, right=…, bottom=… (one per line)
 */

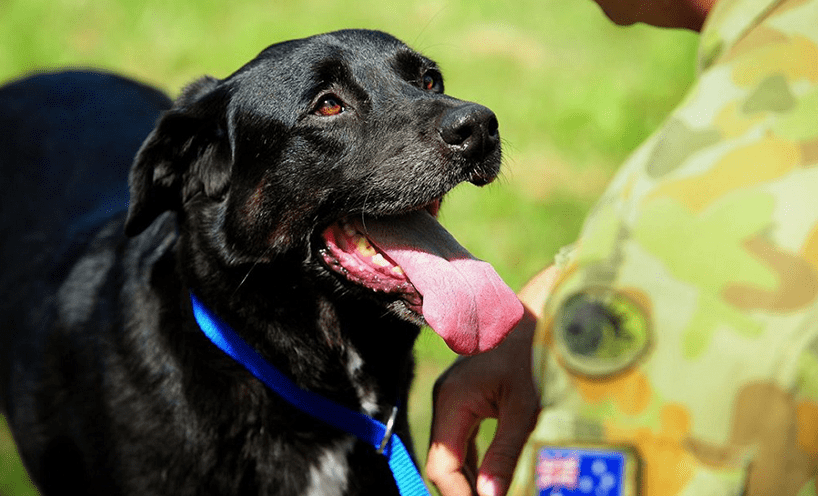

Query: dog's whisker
left=233, top=245, right=275, bottom=296
left=361, top=187, right=373, bottom=234
left=358, top=171, right=380, bottom=235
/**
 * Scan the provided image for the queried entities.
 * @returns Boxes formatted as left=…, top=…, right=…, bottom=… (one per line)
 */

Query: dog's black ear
left=124, top=76, right=232, bottom=236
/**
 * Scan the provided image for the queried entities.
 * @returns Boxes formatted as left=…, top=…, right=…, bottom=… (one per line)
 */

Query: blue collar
left=189, top=292, right=431, bottom=496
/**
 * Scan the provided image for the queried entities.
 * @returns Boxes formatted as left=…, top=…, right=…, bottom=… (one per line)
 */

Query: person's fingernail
left=477, top=474, right=505, bottom=496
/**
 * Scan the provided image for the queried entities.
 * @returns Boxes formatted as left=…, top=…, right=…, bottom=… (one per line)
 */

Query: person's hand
left=426, top=265, right=559, bottom=496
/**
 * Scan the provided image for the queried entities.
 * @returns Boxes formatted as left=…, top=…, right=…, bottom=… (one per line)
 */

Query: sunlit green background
left=0, top=0, right=699, bottom=494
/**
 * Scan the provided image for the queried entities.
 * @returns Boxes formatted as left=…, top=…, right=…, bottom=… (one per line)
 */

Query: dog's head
left=125, top=29, right=522, bottom=354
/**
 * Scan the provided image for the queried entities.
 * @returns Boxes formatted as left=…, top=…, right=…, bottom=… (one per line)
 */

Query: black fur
left=0, top=29, right=501, bottom=495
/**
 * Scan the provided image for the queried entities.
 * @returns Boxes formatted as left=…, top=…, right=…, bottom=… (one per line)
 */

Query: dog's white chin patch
left=321, top=209, right=524, bottom=355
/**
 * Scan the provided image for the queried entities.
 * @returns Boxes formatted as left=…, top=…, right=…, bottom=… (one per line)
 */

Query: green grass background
left=0, top=0, right=699, bottom=493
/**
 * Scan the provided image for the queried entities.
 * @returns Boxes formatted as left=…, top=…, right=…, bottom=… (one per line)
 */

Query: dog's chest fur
left=9, top=213, right=409, bottom=495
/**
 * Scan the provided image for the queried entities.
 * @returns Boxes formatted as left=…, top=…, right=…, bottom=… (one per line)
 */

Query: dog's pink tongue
left=356, top=210, right=523, bottom=355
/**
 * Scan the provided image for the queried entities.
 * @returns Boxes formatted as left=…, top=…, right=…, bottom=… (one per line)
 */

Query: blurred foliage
left=0, top=0, right=699, bottom=494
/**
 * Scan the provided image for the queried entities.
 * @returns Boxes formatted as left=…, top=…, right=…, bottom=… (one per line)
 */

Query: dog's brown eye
left=315, top=96, right=344, bottom=116
left=421, top=71, right=443, bottom=93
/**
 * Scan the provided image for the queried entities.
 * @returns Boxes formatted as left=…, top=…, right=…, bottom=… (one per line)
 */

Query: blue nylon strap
left=189, top=293, right=431, bottom=496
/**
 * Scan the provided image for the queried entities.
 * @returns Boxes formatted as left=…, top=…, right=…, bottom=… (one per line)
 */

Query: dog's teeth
left=355, top=236, right=376, bottom=256
left=392, top=266, right=404, bottom=276
left=371, top=253, right=391, bottom=267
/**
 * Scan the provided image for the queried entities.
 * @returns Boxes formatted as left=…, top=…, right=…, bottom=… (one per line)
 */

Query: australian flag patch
left=535, top=447, right=626, bottom=496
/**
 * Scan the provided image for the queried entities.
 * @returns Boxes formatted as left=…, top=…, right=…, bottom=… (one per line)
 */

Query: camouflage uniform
left=510, top=0, right=818, bottom=494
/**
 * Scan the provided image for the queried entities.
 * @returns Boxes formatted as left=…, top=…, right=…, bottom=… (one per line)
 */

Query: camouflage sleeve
left=510, top=0, right=818, bottom=495
left=794, top=341, right=818, bottom=495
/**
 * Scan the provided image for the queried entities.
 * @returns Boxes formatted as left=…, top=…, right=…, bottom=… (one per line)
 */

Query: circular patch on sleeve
left=554, top=289, right=650, bottom=377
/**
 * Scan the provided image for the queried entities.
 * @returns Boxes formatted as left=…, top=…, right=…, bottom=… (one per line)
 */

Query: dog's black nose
left=439, top=103, right=500, bottom=169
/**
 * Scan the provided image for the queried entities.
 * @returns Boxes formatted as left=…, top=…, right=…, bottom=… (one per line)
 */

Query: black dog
left=0, top=30, right=522, bottom=495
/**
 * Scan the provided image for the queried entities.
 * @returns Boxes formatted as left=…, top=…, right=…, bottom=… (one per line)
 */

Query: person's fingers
left=472, top=311, right=540, bottom=496
left=427, top=299, right=543, bottom=496
left=464, top=425, right=480, bottom=489
left=427, top=440, right=475, bottom=496
left=475, top=389, right=540, bottom=496
left=427, top=367, right=482, bottom=496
